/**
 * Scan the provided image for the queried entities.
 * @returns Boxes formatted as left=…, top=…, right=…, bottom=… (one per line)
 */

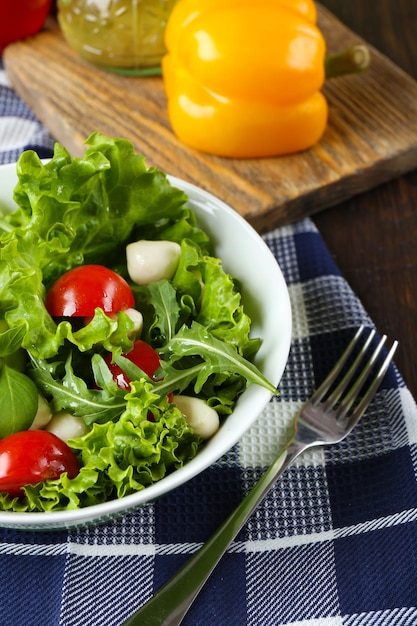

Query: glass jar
left=57, top=0, right=177, bottom=75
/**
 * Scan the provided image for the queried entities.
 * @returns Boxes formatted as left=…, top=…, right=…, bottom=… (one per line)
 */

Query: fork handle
left=122, top=442, right=306, bottom=626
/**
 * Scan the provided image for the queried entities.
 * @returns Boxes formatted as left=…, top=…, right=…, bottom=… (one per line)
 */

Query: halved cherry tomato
left=0, top=430, right=80, bottom=498
left=106, top=339, right=161, bottom=390
left=45, top=265, right=135, bottom=317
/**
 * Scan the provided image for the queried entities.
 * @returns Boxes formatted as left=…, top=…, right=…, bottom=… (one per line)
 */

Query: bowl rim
left=0, top=163, right=292, bottom=529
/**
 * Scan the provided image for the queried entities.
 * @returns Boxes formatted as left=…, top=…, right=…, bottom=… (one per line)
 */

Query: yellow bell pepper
left=162, top=0, right=328, bottom=158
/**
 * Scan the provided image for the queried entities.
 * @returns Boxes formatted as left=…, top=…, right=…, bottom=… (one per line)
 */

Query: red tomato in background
left=106, top=339, right=161, bottom=390
left=0, top=0, right=52, bottom=52
left=45, top=265, right=135, bottom=317
left=0, top=430, right=80, bottom=498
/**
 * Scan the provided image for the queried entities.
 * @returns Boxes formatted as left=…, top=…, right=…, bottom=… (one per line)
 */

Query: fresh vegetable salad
left=0, top=133, right=276, bottom=512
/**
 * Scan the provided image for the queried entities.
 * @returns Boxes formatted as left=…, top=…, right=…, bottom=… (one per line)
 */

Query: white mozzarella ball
left=46, top=411, right=90, bottom=442
left=30, top=394, right=53, bottom=430
left=173, top=395, right=220, bottom=440
left=124, top=307, right=144, bottom=337
left=127, top=240, right=181, bottom=285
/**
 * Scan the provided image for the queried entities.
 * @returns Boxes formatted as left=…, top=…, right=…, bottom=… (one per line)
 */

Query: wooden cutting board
left=4, top=5, right=417, bottom=233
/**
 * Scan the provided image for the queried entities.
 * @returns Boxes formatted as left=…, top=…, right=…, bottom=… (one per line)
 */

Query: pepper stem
left=325, top=45, right=371, bottom=79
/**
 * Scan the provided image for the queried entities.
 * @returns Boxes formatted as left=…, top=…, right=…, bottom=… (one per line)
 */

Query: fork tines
left=312, top=325, right=398, bottom=421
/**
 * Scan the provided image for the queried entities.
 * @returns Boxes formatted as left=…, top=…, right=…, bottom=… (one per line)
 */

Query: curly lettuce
left=0, top=133, right=276, bottom=512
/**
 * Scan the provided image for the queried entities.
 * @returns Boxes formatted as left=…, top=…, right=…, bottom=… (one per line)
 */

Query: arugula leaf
left=30, top=354, right=127, bottom=425
left=133, top=279, right=181, bottom=346
left=159, top=322, right=277, bottom=395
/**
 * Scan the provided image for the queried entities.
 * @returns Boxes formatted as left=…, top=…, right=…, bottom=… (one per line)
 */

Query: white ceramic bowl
left=0, top=161, right=292, bottom=529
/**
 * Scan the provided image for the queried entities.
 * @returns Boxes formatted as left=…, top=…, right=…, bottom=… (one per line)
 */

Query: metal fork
left=122, top=325, right=398, bottom=626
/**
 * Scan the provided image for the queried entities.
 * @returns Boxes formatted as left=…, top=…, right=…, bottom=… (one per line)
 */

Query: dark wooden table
left=314, top=0, right=417, bottom=398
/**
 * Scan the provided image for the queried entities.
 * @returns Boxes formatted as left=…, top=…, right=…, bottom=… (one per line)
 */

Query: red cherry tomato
left=0, top=430, right=80, bottom=498
left=106, top=339, right=161, bottom=390
left=0, top=0, right=52, bottom=53
left=45, top=265, right=135, bottom=317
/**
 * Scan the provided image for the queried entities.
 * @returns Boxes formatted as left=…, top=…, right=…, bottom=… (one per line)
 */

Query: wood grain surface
left=4, top=4, right=417, bottom=233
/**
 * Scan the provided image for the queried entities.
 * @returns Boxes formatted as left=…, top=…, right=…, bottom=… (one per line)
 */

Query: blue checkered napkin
left=1, top=59, right=417, bottom=626
left=0, top=60, right=54, bottom=165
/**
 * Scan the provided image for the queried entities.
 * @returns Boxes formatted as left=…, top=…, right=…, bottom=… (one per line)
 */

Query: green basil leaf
left=0, top=324, right=26, bottom=357
left=0, top=364, right=38, bottom=437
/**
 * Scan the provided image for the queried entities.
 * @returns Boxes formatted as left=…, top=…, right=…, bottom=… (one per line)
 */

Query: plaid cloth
left=1, top=59, right=417, bottom=626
